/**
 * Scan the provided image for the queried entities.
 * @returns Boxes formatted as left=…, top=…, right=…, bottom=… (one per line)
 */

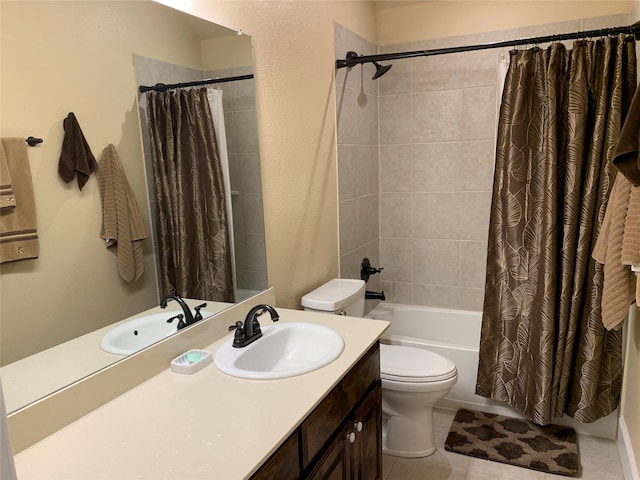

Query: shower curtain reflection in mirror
left=146, top=88, right=235, bottom=302
left=476, top=35, right=636, bottom=426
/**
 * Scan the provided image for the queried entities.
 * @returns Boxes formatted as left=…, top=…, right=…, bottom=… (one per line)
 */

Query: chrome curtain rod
left=139, top=73, right=254, bottom=93
left=336, top=22, right=640, bottom=69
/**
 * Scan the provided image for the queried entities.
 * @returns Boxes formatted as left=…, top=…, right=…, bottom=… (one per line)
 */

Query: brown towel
left=613, top=86, right=640, bottom=186
left=97, top=144, right=147, bottom=282
left=0, top=144, right=16, bottom=210
left=0, top=138, right=39, bottom=263
left=58, top=112, right=97, bottom=190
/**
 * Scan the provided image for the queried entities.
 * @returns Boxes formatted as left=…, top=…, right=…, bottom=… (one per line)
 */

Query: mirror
left=0, top=0, right=267, bottom=413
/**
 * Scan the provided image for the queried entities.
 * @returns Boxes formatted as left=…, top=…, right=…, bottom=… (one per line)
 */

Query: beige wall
left=0, top=0, right=378, bottom=364
left=626, top=5, right=640, bottom=474
left=377, top=1, right=632, bottom=45
left=1, top=1, right=165, bottom=363
left=0, top=1, right=243, bottom=364
left=622, top=307, right=640, bottom=476
left=168, top=0, right=378, bottom=309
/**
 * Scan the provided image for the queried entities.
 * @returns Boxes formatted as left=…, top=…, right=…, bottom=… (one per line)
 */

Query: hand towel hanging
left=0, top=145, right=16, bottom=210
left=58, top=112, right=97, bottom=190
left=97, top=144, right=148, bottom=282
left=0, top=138, right=39, bottom=263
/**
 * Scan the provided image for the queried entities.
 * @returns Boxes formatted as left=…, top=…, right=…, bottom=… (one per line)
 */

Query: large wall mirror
left=0, top=0, right=266, bottom=414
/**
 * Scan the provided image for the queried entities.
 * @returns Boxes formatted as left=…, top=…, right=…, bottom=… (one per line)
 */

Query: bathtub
left=366, top=302, right=619, bottom=439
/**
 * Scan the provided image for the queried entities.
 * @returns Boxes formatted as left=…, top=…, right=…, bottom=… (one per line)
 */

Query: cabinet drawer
left=300, top=343, right=380, bottom=468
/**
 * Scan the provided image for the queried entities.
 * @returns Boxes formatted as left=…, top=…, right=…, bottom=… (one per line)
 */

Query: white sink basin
left=214, top=322, right=344, bottom=379
left=100, top=311, right=213, bottom=355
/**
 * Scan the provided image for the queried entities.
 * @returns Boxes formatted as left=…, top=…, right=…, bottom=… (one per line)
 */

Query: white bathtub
left=366, top=302, right=618, bottom=439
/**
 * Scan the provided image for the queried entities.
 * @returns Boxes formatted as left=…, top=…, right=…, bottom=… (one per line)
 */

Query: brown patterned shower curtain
left=146, top=88, right=234, bottom=303
left=476, top=36, right=636, bottom=425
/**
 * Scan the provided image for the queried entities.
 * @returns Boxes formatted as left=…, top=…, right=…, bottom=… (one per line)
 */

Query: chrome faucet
left=160, top=295, right=195, bottom=327
left=229, top=304, right=280, bottom=348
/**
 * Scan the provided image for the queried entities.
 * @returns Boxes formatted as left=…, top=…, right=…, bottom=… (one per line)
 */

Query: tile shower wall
left=335, top=13, right=629, bottom=312
left=134, top=57, right=267, bottom=297
left=334, top=23, right=382, bottom=293
left=207, top=67, right=268, bottom=294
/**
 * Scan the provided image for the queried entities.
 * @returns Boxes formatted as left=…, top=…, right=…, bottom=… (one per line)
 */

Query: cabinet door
left=306, top=425, right=352, bottom=480
left=308, top=381, right=382, bottom=480
left=300, top=345, right=380, bottom=469
left=353, top=381, right=382, bottom=480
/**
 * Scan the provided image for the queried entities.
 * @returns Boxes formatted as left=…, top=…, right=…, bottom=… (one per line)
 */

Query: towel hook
left=25, top=136, right=43, bottom=147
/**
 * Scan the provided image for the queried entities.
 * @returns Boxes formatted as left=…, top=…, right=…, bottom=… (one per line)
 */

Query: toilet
left=302, top=279, right=458, bottom=458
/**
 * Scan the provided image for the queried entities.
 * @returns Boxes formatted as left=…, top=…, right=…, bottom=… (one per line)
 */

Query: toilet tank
left=301, top=279, right=366, bottom=317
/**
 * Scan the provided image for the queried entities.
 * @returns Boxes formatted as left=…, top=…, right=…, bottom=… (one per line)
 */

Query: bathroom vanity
left=11, top=302, right=389, bottom=479
left=253, top=343, right=381, bottom=479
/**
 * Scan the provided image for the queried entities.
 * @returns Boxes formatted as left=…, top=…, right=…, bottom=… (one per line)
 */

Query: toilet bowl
left=302, top=279, right=458, bottom=458
left=380, top=343, right=457, bottom=457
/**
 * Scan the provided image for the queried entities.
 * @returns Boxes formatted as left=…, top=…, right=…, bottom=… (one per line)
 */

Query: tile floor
left=382, top=408, right=625, bottom=480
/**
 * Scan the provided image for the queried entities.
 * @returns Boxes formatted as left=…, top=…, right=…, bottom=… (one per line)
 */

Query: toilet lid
left=380, top=344, right=456, bottom=383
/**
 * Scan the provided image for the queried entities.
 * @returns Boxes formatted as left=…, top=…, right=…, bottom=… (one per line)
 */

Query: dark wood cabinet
left=308, top=382, right=382, bottom=480
left=251, top=343, right=381, bottom=480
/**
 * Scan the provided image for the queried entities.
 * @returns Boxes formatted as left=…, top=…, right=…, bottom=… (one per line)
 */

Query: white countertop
left=13, top=309, right=389, bottom=479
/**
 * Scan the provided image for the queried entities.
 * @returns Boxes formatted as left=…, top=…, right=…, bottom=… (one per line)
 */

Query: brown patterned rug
left=445, top=409, right=580, bottom=477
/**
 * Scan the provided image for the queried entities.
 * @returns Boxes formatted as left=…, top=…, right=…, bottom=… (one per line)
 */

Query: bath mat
left=445, top=409, right=580, bottom=477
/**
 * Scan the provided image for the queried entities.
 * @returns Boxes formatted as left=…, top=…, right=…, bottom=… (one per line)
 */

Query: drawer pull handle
left=347, top=432, right=356, bottom=444
left=355, top=421, right=363, bottom=432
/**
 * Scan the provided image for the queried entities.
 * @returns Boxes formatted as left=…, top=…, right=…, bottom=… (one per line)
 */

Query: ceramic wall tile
left=413, top=239, right=460, bottom=286
left=413, top=192, right=460, bottom=240
left=379, top=43, right=412, bottom=95
left=413, top=89, right=463, bottom=143
left=413, top=143, right=461, bottom=192
left=380, top=193, right=412, bottom=238
left=380, top=237, right=413, bottom=283
left=379, top=145, right=412, bottom=192
left=380, top=94, right=413, bottom=144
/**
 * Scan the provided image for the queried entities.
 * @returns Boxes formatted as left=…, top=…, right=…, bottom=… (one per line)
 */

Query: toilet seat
left=380, top=344, right=456, bottom=383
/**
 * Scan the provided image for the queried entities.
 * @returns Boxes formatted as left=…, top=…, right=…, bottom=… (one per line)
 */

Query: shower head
left=372, top=61, right=392, bottom=80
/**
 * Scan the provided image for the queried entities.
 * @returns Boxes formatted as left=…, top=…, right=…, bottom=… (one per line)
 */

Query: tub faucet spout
left=160, top=295, right=195, bottom=327
left=365, top=290, right=386, bottom=301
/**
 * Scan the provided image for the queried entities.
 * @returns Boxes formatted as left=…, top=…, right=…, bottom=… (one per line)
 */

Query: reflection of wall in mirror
left=0, top=2, right=263, bottom=372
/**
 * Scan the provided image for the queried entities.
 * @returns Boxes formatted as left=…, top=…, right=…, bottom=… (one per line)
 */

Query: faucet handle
left=166, top=314, right=187, bottom=330
left=229, top=321, right=249, bottom=347
left=194, top=303, right=207, bottom=322
left=229, top=321, right=243, bottom=332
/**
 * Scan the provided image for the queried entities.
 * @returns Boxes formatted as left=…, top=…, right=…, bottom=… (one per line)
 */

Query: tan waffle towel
left=97, top=144, right=147, bottom=281
left=0, top=144, right=16, bottom=210
left=0, top=138, right=39, bottom=263
left=593, top=172, right=638, bottom=330
left=593, top=85, right=640, bottom=330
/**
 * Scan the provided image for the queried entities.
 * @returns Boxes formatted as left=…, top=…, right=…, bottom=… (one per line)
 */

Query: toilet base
left=381, top=412, right=437, bottom=458
left=382, top=443, right=437, bottom=458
